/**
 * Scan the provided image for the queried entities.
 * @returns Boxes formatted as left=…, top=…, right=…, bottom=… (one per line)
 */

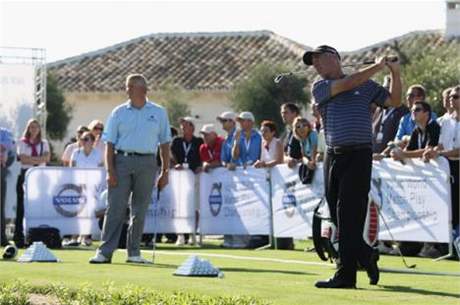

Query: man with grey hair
left=90, top=74, right=171, bottom=264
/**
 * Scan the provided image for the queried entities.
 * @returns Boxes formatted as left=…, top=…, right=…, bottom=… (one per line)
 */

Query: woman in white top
left=70, top=132, right=103, bottom=168
left=14, top=119, right=50, bottom=247
left=61, top=125, right=89, bottom=166
left=88, top=119, right=105, bottom=157
left=66, top=131, right=103, bottom=247
left=254, top=120, right=283, bottom=168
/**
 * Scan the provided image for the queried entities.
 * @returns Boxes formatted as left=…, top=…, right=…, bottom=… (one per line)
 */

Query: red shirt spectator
left=200, top=136, right=224, bottom=162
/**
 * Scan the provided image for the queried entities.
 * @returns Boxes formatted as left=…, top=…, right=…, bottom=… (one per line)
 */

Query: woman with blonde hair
left=14, top=119, right=50, bottom=247
left=88, top=119, right=105, bottom=156
left=293, top=117, right=318, bottom=183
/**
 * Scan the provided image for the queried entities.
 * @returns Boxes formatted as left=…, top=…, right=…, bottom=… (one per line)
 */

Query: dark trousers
left=1, top=166, right=7, bottom=245
left=324, top=147, right=373, bottom=283
left=14, top=169, right=27, bottom=241
left=449, top=160, right=459, bottom=229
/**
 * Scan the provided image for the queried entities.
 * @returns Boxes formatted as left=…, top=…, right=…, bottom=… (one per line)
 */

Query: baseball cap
left=302, top=45, right=341, bottom=66
left=237, top=111, right=255, bottom=122
left=179, top=116, right=195, bottom=126
left=200, top=124, right=217, bottom=134
left=216, top=111, right=237, bottom=122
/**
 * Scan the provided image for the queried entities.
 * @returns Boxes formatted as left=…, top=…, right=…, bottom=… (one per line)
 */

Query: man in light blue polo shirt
left=232, top=112, right=262, bottom=167
left=305, top=45, right=401, bottom=288
left=90, top=74, right=171, bottom=264
left=0, top=127, right=15, bottom=246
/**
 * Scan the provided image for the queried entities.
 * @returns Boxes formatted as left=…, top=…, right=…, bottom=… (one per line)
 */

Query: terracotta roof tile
left=48, top=30, right=459, bottom=92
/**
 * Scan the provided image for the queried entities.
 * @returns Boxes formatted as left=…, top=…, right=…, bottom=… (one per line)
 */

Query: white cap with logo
left=216, top=111, right=237, bottom=122
left=237, top=111, right=255, bottom=122
left=200, top=124, right=217, bottom=134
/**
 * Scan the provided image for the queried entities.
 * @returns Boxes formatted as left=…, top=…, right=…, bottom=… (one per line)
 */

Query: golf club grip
left=363, top=56, right=399, bottom=65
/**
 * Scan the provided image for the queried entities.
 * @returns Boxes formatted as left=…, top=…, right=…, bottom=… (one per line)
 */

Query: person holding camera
left=305, top=45, right=401, bottom=288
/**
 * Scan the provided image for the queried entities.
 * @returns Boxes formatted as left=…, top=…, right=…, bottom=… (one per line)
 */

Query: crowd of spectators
left=0, top=83, right=458, bottom=255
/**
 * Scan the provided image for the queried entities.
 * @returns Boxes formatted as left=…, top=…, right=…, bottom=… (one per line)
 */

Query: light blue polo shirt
left=234, top=129, right=262, bottom=166
left=0, top=127, right=14, bottom=150
left=221, top=128, right=236, bottom=164
left=102, top=100, right=171, bottom=154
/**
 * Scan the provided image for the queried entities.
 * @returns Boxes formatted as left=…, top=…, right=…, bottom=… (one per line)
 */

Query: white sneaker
left=89, top=252, right=111, bottom=264
left=126, top=256, right=153, bottom=264
left=175, top=234, right=185, bottom=246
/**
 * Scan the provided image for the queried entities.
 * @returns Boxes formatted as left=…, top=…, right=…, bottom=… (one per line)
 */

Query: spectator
left=0, top=127, right=15, bottom=246
left=68, top=131, right=103, bottom=247
left=199, top=124, right=224, bottom=172
left=15, top=119, right=50, bottom=247
left=391, top=101, right=440, bottom=162
left=280, top=103, right=302, bottom=168
left=88, top=120, right=105, bottom=157
left=437, top=87, right=455, bottom=127
left=254, top=120, right=283, bottom=168
left=424, top=85, right=459, bottom=239
left=232, top=112, right=262, bottom=167
left=394, top=85, right=437, bottom=143
left=311, top=103, right=326, bottom=162
left=217, top=111, right=238, bottom=170
left=61, top=125, right=89, bottom=166
left=391, top=101, right=441, bottom=258
left=292, top=117, right=318, bottom=172
left=372, top=76, right=409, bottom=156
left=170, top=117, right=203, bottom=246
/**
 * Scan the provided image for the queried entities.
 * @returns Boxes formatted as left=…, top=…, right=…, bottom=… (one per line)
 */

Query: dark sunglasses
left=81, top=137, right=92, bottom=142
left=93, top=126, right=104, bottom=131
left=412, top=107, right=423, bottom=113
left=406, top=93, right=421, bottom=99
left=295, top=123, right=308, bottom=129
left=450, top=94, right=459, bottom=100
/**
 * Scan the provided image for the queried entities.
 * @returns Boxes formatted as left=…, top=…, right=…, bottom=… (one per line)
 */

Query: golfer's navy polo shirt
left=103, top=100, right=172, bottom=154
left=312, top=79, right=389, bottom=147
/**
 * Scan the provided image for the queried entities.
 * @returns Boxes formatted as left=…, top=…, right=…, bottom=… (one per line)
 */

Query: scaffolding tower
left=0, top=47, right=47, bottom=137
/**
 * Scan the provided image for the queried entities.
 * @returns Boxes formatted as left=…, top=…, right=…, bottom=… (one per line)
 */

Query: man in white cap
left=232, top=112, right=262, bottom=167
left=217, top=111, right=238, bottom=170
left=199, top=124, right=224, bottom=172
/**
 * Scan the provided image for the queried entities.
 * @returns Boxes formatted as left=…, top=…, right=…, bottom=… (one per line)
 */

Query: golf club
left=274, top=56, right=399, bottom=83
left=377, top=206, right=417, bottom=269
left=152, top=189, right=160, bottom=264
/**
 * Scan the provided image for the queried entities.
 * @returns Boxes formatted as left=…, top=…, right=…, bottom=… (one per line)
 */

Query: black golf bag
left=312, top=197, right=380, bottom=262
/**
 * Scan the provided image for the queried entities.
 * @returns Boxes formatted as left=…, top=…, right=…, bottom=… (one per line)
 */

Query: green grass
left=1, top=240, right=459, bottom=305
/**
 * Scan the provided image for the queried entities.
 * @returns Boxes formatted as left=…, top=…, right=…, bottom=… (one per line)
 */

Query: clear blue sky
left=0, top=0, right=447, bottom=63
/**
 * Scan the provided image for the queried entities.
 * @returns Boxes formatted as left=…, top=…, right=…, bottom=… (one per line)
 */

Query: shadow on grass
left=107, top=262, right=177, bottom=269
left=376, top=285, right=460, bottom=299
left=380, top=268, right=460, bottom=277
left=220, top=267, right=317, bottom=276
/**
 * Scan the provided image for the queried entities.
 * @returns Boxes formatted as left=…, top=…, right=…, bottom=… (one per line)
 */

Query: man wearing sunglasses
left=391, top=101, right=440, bottom=161
left=305, top=45, right=402, bottom=288
left=394, top=85, right=437, bottom=143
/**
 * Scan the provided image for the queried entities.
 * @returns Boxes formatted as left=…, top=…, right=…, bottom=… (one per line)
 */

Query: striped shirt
left=312, top=79, right=389, bottom=147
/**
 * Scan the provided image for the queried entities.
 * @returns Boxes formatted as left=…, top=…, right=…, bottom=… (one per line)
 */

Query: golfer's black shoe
left=366, top=249, right=380, bottom=285
left=315, top=275, right=356, bottom=289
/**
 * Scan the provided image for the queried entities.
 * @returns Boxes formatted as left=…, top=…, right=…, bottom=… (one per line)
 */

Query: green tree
left=46, top=73, right=72, bottom=140
left=401, top=44, right=460, bottom=115
left=231, top=63, right=309, bottom=133
left=152, top=83, right=191, bottom=128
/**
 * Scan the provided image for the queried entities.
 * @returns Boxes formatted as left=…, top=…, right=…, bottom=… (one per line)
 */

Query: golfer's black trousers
left=324, top=146, right=373, bottom=283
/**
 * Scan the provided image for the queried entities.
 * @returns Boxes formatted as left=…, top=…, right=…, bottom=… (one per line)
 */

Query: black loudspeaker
left=27, top=226, right=62, bottom=249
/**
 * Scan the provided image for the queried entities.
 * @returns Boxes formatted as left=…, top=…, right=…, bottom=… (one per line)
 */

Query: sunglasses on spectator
left=450, top=94, right=459, bottom=100
left=412, top=107, right=423, bottom=113
left=93, top=126, right=104, bottom=131
left=406, top=93, right=421, bottom=99
left=295, top=123, right=308, bottom=129
left=260, top=128, right=271, bottom=133
left=81, top=137, right=93, bottom=142
left=220, top=119, right=231, bottom=123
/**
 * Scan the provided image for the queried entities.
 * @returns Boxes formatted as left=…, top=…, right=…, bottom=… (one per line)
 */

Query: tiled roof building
left=49, top=29, right=459, bottom=93
left=48, top=31, right=307, bottom=92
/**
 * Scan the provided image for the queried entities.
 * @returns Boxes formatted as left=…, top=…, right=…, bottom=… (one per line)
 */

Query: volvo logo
left=52, top=184, right=87, bottom=217
left=282, top=181, right=297, bottom=218
left=209, top=182, right=223, bottom=216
